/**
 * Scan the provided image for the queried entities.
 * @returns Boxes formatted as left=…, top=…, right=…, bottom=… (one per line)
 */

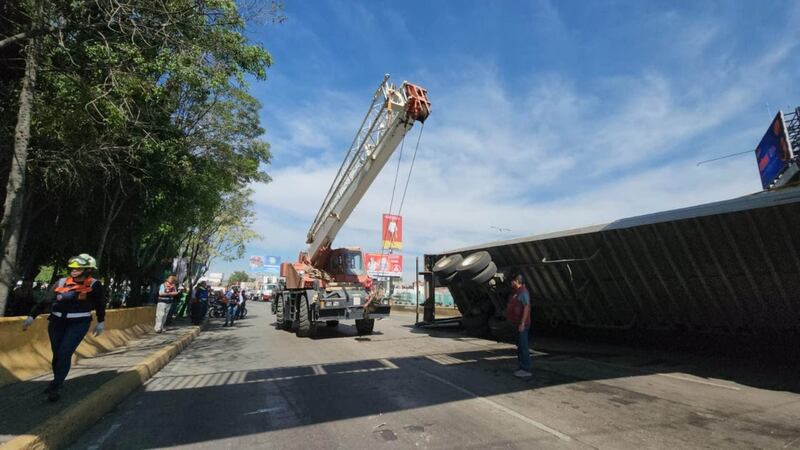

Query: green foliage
left=228, top=271, right=252, bottom=284
left=1, top=0, right=280, bottom=291
left=34, top=266, right=53, bottom=283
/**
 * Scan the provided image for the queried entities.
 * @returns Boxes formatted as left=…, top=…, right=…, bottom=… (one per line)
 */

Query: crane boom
left=305, top=75, right=430, bottom=266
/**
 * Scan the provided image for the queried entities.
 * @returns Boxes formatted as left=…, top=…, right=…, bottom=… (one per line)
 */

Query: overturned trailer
left=423, top=107, right=800, bottom=343
left=423, top=185, right=800, bottom=340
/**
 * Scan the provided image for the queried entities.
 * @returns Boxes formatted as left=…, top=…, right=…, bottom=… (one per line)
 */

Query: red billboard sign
left=382, top=214, right=403, bottom=249
left=365, top=253, right=403, bottom=277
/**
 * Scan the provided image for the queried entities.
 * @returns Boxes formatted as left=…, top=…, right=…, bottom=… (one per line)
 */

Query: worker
left=191, top=280, right=209, bottom=325
left=223, top=285, right=239, bottom=327
left=155, top=275, right=179, bottom=333
left=506, top=273, right=532, bottom=378
left=21, top=254, right=105, bottom=402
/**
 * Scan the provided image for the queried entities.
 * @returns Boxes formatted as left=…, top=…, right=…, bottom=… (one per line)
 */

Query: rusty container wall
left=427, top=186, right=800, bottom=336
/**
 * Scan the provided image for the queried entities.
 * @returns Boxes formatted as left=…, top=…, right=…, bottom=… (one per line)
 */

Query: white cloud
left=218, top=4, right=800, bottom=280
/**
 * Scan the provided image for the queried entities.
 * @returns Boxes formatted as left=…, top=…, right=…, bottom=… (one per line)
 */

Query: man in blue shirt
left=191, top=281, right=209, bottom=325
left=223, top=285, right=239, bottom=327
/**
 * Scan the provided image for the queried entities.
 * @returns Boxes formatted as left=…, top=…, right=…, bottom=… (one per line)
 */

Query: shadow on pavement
left=72, top=338, right=800, bottom=449
left=0, top=371, right=119, bottom=441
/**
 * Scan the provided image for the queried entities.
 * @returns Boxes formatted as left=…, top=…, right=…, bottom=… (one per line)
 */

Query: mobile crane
left=273, top=75, right=431, bottom=337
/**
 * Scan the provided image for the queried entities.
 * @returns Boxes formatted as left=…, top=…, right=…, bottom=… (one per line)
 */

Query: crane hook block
left=404, top=83, right=431, bottom=123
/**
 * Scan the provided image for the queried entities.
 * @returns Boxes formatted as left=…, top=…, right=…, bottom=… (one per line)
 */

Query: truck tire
left=470, top=261, right=497, bottom=284
left=326, top=320, right=339, bottom=328
left=275, top=294, right=284, bottom=330
left=296, top=295, right=316, bottom=337
left=282, top=296, right=294, bottom=330
left=436, top=271, right=458, bottom=287
left=355, top=318, right=374, bottom=335
left=458, top=251, right=491, bottom=277
left=432, top=254, right=463, bottom=277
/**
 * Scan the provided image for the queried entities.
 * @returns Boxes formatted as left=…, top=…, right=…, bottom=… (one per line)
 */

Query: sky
left=210, top=0, right=800, bottom=280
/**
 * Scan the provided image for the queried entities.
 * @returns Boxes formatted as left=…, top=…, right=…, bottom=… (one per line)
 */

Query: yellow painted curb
left=3, top=326, right=201, bottom=450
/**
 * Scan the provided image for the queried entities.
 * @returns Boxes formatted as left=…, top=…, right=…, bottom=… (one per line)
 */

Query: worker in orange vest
left=22, top=254, right=105, bottom=402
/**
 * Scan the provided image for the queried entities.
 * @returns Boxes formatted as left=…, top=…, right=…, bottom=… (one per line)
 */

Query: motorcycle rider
left=22, top=254, right=105, bottom=402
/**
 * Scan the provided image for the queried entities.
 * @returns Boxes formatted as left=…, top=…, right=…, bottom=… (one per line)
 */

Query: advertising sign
left=206, top=273, right=224, bottom=286
left=249, top=255, right=281, bottom=274
left=263, top=255, right=281, bottom=274
left=248, top=255, right=265, bottom=270
left=365, top=253, right=403, bottom=278
left=755, top=111, right=794, bottom=189
left=381, top=214, right=403, bottom=249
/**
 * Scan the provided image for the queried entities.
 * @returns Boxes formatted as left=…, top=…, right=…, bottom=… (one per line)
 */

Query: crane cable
left=396, top=122, right=425, bottom=217
left=386, top=127, right=406, bottom=220
left=377, top=123, right=426, bottom=267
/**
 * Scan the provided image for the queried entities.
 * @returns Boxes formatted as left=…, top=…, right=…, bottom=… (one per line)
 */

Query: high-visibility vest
left=54, top=276, right=96, bottom=301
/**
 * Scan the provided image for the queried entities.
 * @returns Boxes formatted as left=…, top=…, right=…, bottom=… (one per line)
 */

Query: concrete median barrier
left=0, top=306, right=156, bottom=387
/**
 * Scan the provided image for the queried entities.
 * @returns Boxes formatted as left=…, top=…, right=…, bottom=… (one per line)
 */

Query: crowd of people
left=154, top=274, right=249, bottom=332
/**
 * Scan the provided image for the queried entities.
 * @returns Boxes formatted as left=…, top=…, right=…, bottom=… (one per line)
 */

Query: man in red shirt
left=506, top=273, right=532, bottom=378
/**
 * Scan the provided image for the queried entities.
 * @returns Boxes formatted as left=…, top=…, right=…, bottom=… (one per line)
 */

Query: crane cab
left=327, top=247, right=372, bottom=287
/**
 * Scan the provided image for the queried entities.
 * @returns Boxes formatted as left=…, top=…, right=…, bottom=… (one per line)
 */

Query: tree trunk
left=0, top=41, right=37, bottom=316
left=96, top=187, right=123, bottom=269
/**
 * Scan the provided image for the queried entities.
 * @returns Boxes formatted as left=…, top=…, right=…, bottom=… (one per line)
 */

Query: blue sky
left=210, top=0, right=800, bottom=279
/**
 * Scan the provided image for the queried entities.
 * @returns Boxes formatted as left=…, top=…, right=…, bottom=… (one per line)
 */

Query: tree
left=0, top=0, right=282, bottom=313
left=228, top=271, right=251, bottom=284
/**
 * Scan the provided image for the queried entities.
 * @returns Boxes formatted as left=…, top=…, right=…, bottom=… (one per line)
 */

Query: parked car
left=261, top=283, right=278, bottom=302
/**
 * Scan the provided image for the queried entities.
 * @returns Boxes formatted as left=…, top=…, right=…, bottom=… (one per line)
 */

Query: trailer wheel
left=436, top=271, right=458, bottom=287
left=470, top=261, right=497, bottom=284
left=433, top=254, right=463, bottom=277
left=296, top=295, right=316, bottom=337
left=457, top=251, right=491, bottom=276
left=355, top=318, right=374, bottom=335
left=326, top=320, right=339, bottom=328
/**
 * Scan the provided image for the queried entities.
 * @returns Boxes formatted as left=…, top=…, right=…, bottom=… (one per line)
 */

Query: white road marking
left=658, top=373, right=741, bottom=391
left=379, top=358, right=399, bottom=369
left=87, top=423, right=121, bottom=450
left=140, top=363, right=401, bottom=391
left=420, top=370, right=573, bottom=442
left=425, top=354, right=477, bottom=366
left=244, top=407, right=284, bottom=416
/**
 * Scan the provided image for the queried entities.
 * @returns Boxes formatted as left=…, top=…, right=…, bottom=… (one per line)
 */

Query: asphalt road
left=70, top=302, right=800, bottom=449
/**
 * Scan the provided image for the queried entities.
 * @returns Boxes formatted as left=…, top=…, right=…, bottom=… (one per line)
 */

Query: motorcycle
left=207, top=298, right=226, bottom=318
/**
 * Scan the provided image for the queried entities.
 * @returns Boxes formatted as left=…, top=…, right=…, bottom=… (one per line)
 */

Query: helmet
left=67, top=253, right=97, bottom=269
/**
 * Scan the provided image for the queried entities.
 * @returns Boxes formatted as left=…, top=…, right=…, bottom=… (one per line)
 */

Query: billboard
left=365, top=253, right=403, bottom=278
left=755, top=111, right=794, bottom=189
left=381, top=214, right=403, bottom=249
left=248, top=255, right=281, bottom=274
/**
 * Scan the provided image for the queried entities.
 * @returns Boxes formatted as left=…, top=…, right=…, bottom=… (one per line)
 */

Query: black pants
left=190, top=301, right=206, bottom=325
left=48, top=318, right=91, bottom=388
